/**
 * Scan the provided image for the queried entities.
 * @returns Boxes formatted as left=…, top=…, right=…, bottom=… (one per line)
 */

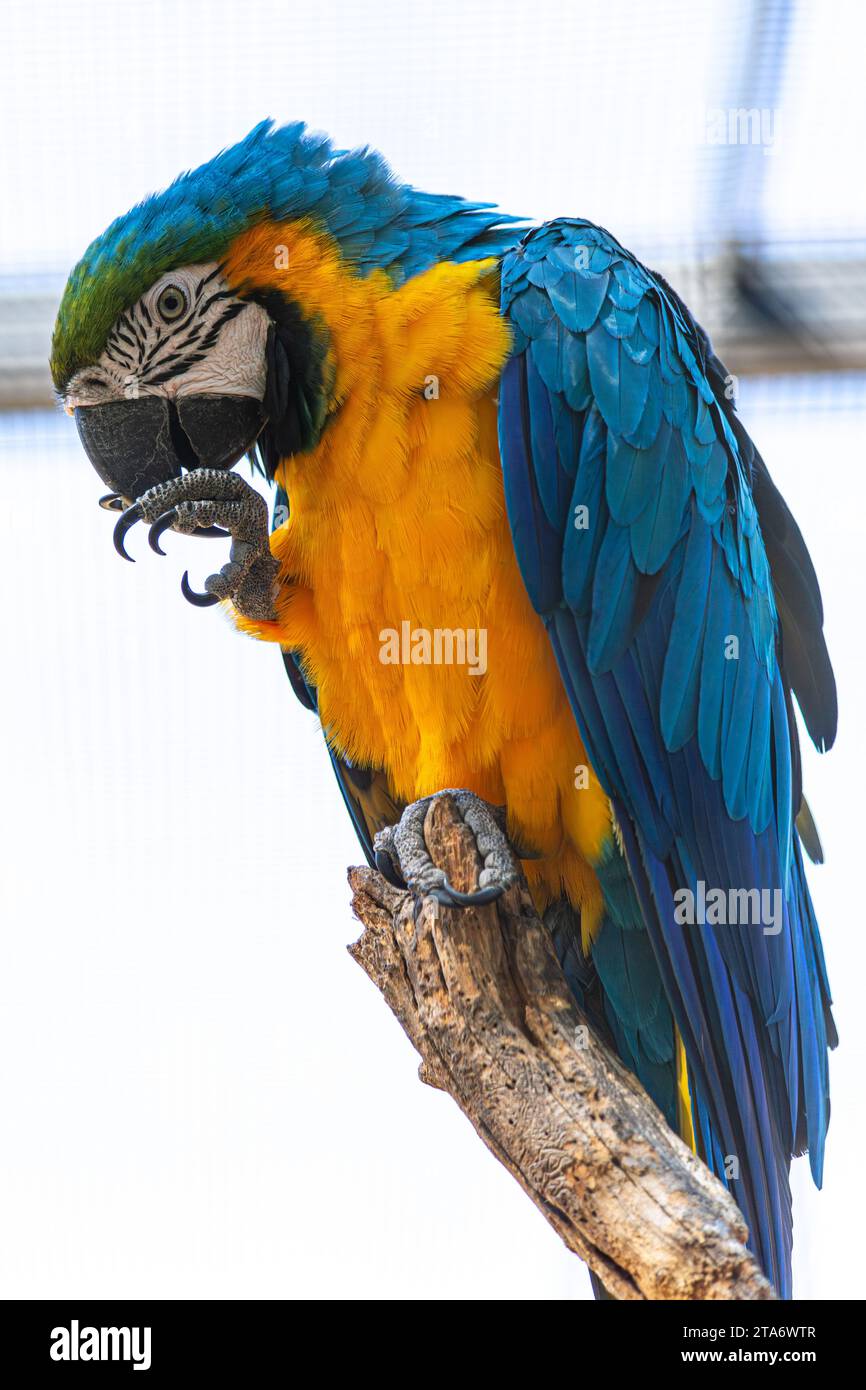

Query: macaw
left=51, top=121, right=837, bottom=1299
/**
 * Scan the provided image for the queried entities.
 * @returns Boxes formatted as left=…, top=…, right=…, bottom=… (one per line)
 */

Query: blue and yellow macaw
left=51, top=121, right=837, bottom=1299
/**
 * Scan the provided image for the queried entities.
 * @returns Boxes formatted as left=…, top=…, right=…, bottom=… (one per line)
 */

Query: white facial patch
left=64, top=263, right=269, bottom=410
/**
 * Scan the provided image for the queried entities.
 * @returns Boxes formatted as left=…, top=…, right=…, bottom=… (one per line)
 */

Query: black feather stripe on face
left=244, top=288, right=333, bottom=475
left=144, top=302, right=251, bottom=386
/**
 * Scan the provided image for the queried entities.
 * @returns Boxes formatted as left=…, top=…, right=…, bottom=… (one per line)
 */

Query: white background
left=1, top=0, right=864, bottom=1300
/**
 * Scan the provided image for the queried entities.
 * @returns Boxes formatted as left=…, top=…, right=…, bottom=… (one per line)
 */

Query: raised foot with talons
left=112, top=468, right=279, bottom=621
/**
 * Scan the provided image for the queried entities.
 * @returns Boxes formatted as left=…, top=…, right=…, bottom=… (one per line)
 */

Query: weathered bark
left=348, top=794, right=775, bottom=1301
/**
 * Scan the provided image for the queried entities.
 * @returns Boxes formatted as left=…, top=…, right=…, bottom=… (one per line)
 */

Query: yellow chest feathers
left=226, top=223, right=611, bottom=916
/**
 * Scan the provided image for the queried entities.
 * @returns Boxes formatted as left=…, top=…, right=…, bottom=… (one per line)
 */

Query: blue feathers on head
left=52, top=119, right=525, bottom=388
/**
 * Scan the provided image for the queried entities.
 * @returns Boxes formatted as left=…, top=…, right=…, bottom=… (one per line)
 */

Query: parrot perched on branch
left=51, top=120, right=837, bottom=1299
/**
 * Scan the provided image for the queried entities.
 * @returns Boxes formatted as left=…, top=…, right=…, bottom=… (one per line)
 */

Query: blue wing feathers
left=588, top=522, right=640, bottom=670
left=660, top=513, right=711, bottom=751
left=499, top=356, right=563, bottom=612
left=562, top=408, right=606, bottom=613
left=498, top=218, right=837, bottom=1297
left=548, top=265, right=610, bottom=332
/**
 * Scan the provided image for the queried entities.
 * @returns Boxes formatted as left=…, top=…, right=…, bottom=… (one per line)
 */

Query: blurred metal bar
left=0, top=275, right=63, bottom=409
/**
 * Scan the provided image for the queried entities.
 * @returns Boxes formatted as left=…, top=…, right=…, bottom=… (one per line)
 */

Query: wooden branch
left=348, top=794, right=775, bottom=1301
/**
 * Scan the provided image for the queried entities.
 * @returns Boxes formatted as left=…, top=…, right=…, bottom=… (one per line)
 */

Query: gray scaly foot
left=113, top=468, right=279, bottom=621
left=374, top=790, right=518, bottom=908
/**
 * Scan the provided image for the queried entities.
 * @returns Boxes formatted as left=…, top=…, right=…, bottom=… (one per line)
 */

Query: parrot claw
left=374, top=847, right=406, bottom=890
left=113, top=502, right=144, bottom=561
left=373, top=790, right=518, bottom=910
left=430, top=880, right=505, bottom=907
left=181, top=570, right=220, bottom=607
left=149, top=509, right=177, bottom=555
left=106, top=468, right=279, bottom=621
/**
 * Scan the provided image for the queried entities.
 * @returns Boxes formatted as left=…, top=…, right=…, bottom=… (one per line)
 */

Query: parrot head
left=58, top=263, right=271, bottom=501
left=51, top=120, right=523, bottom=510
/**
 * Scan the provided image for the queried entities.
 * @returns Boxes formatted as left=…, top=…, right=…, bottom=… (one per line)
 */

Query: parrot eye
left=156, top=284, right=188, bottom=323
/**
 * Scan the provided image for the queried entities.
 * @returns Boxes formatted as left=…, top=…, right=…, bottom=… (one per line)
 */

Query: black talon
left=430, top=878, right=505, bottom=908
left=181, top=571, right=220, bottom=607
left=195, top=525, right=231, bottom=539
left=99, top=493, right=124, bottom=512
left=375, top=849, right=407, bottom=891
left=149, top=509, right=177, bottom=555
left=113, top=502, right=144, bottom=561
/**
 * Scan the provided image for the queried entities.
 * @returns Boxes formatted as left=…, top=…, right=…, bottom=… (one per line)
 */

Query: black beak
left=74, top=395, right=266, bottom=499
